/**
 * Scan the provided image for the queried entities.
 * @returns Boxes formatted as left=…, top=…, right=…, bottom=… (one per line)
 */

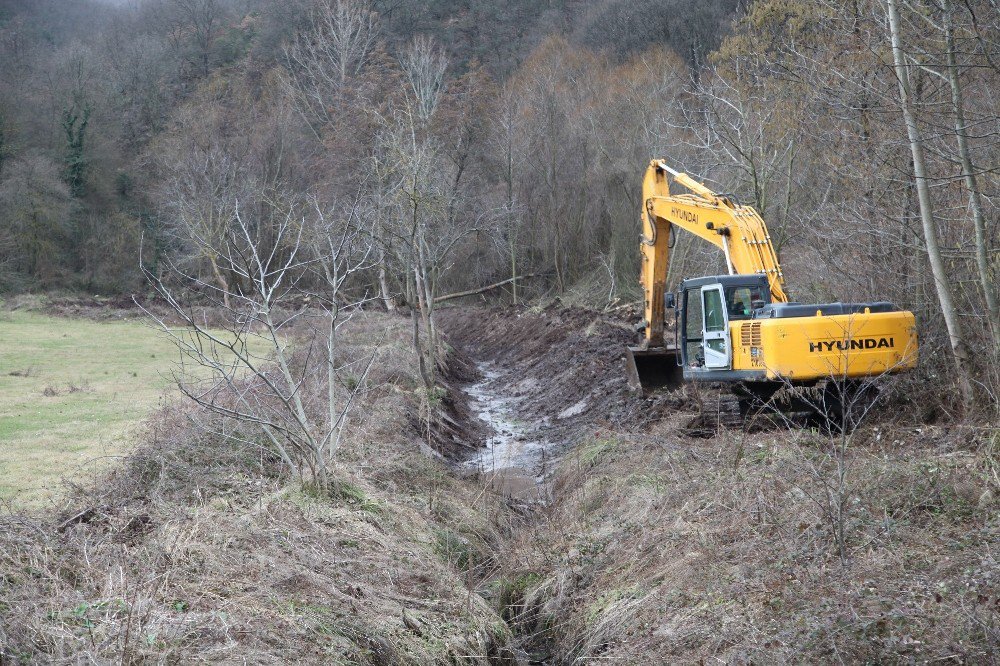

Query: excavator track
left=681, top=380, right=882, bottom=437
left=682, top=385, right=744, bottom=437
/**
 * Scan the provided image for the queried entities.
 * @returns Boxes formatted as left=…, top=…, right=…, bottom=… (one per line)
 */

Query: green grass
left=0, top=310, right=185, bottom=507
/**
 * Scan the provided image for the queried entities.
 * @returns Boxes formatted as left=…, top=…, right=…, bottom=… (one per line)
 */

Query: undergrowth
left=499, top=424, right=999, bottom=662
left=0, top=312, right=519, bottom=664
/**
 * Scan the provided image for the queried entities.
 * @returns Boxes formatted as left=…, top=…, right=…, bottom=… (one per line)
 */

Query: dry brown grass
left=0, top=311, right=520, bottom=664
left=5, top=303, right=994, bottom=664
left=499, top=420, right=999, bottom=663
left=434, top=305, right=999, bottom=664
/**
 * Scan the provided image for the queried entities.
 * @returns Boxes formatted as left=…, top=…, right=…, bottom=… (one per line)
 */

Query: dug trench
left=436, top=305, right=998, bottom=663
left=436, top=305, right=694, bottom=659
left=437, top=304, right=688, bottom=492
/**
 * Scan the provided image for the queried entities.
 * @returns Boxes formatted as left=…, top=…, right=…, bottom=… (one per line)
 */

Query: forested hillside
left=1, top=0, right=997, bottom=412
left=0, top=0, right=739, bottom=293
left=1, top=1, right=998, bottom=662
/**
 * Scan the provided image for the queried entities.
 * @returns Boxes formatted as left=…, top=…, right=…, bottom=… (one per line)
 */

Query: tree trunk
left=208, top=255, right=231, bottom=309
left=510, top=235, right=518, bottom=305
left=505, top=142, right=518, bottom=305
left=411, top=292, right=432, bottom=392
left=886, top=0, right=975, bottom=409
left=417, top=234, right=436, bottom=347
left=434, top=273, right=542, bottom=303
left=941, top=0, right=1000, bottom=347
left=413, top=248, right=435, bottom=373
left=378, top=260, right=395, bottom=312
left=328, top=302, right=337, bottom=449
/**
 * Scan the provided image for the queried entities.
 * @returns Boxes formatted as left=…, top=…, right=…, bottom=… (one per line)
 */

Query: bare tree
left=938, top=0, right=1000, bottom=346
left=886, top=0, right=976, bottom=409
left=0, top=154, right=74, bottom=283
left=307, top=194, right=383, bottom=460
left=141, top=197, right=382, bottom=492
left=490, top=83, right=525, bottom=303
left=100, top=30, right=170, bottom=146
left=400, top=35, right=448, bottom=124
left=370, top=36, right=452, bottom=396
left=163, top=0, right=226, bottom=78
left=282, top=0, right=380, bottom=136
left=280, top=0, right=392, bottom=310
left=157, top=141, right=246, bottom=308
left=682, top=70, right=801, bottom=251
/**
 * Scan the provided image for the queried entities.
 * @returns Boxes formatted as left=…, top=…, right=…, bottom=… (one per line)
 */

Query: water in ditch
left=460, top=362, right=553, bottom=502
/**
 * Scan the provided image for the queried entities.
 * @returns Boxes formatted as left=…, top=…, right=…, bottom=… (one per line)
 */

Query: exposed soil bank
left=440, top=304, right=688, bottom=484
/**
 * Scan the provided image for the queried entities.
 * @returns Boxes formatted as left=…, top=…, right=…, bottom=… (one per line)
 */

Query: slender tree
left=886, top=0, right=975, bottom=408
left=939, top=0, right=1000, bottom=346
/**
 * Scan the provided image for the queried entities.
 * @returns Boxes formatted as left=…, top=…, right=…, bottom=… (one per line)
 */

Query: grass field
left=0, top=310, right=183, bottom=508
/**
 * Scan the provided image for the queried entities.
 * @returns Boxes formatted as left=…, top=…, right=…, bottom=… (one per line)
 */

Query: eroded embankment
left=440, top=306, right=999, bottom=664
left=440, top=305, right=687, bottom=489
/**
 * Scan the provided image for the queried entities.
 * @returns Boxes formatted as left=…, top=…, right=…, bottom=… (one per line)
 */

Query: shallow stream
left=460, top=362, right=553, bottom=501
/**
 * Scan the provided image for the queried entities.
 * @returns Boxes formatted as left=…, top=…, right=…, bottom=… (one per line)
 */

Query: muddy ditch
left=428, top=306, right=992, bottom=664
left=436, top=304, right=689, bottom=496
left=433, top=304, right=694, bottom=661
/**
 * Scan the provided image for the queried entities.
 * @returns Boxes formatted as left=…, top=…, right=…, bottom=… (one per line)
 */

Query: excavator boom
left=640, top=161, right=787, bottom=347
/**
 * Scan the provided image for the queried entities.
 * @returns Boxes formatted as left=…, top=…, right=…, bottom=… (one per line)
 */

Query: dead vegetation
left=3, top=303, right=997, bottom=664
left=440, top=306, right=1000, bottom=664
left=498, top=425, right=998, bottom=663
left=0, top=312, right=520, bottom=664
left=40, top=383, right=90, bottom=397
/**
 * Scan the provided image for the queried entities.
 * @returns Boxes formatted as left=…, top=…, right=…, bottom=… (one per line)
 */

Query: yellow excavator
left=626, top=161, right=918, bottom=425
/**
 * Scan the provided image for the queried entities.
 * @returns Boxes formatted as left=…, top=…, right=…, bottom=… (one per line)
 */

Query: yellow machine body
left=728, top=310, right=918, bottom=382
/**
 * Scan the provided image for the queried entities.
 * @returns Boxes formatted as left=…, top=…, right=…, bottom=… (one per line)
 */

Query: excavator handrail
left=655, top=161, right=731, bottom=205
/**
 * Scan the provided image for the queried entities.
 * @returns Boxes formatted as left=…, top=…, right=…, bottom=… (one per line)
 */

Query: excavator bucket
left=625, top=345, right=683, bottom=394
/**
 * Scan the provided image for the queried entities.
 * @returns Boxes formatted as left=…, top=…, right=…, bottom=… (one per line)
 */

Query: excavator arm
left=640, top=160, right=789, bottom=347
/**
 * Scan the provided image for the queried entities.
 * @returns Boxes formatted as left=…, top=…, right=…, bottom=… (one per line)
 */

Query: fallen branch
left=433, top=274, right=543, bottom=304
left=605, top=300, right=641, bottom=313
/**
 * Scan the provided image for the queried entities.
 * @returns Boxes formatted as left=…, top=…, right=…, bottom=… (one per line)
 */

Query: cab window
left=685, top=288, right=703, bottom=341
left=726, top=285, right=765, bottom=320
left=703, top=289, right=725, bottom=332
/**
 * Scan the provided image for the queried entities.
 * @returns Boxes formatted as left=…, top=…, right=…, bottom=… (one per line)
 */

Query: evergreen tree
left=61, top=100, right=91, bottom=198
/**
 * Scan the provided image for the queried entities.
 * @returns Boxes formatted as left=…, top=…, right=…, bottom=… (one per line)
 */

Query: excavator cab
left=676, top=274, right=771, bottom=380
left=625, top=274, right=771, bottom=395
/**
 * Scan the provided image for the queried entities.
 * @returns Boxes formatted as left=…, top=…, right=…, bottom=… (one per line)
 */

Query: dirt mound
left=439, top=304, right=688, bottom=465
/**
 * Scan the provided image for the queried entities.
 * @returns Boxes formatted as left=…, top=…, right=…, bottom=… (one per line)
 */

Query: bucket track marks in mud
left=439, top=305, right=691, bottom=497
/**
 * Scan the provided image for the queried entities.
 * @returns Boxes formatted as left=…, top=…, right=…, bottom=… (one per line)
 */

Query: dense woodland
left=0, top=0, right=997, bottom=414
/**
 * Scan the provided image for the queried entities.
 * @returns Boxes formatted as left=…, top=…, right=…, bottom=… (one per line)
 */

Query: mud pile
left=439, top=304, right=688, bottom=477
